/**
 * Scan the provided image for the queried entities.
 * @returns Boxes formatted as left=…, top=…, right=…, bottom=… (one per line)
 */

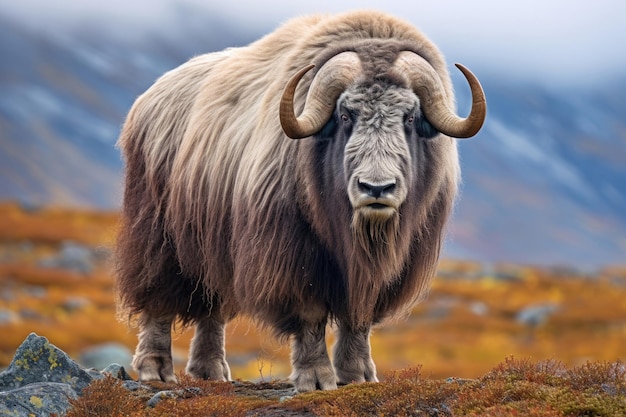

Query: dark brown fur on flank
left=115, top=10, right=485, bottom=392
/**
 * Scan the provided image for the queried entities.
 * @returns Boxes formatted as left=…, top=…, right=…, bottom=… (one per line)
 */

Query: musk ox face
left=280, top=49, right=486, bottom=251
left=338, top=83, right=429, bottom=220
left=320, top=81, right=445, bottom=269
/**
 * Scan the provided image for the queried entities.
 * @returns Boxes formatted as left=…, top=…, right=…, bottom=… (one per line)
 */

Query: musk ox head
left=280, top=50, right=485, bottom=235
left=279, top=48, right=486, bottom=325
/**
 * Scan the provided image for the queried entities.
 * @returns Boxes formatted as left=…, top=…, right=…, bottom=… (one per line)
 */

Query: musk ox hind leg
left=186, top=313, right=231, bottom=381
left=333, top=323, right=378, bottom=385
left=290, top=320, right=337, bottom=392
left=132, top=314, right=177, bottom=383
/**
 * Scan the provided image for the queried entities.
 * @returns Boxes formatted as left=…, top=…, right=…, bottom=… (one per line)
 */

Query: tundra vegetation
left=1, top=202, right=625, bottom=415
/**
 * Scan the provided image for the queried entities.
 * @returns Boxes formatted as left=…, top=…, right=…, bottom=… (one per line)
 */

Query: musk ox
left=115, top=10, right=486, bottom=392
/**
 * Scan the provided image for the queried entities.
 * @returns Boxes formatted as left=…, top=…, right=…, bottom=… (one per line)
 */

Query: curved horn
left=280, top=52, right=362, bottom=139
left=391, top=52, right=486, bottom=138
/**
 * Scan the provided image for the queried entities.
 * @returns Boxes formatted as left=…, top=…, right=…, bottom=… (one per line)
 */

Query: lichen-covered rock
left=0, top=333, right=94, bottom=393
left=0, top=382, right=77, bottom=417
left=0, top=334, right=96, bottom=416
left=0, top=333, right=142, bottom=416
left=147, top=389, right=184, bottom=408
left=102, top=363, right=134, bottom=381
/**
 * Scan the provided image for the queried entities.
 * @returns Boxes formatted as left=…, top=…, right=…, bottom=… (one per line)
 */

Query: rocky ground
left=1, top=333, right=298, bottom=417
left=3, top=333, right=626, bottom=417
left=0, top=333, right=127, bottom=416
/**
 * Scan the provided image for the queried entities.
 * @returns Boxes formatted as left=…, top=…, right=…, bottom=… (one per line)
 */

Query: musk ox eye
left=405, top=114, right=416, bottom=129
left=340, top=112, right=353, bottom=136
left=404, top=114, right=416, bottom=136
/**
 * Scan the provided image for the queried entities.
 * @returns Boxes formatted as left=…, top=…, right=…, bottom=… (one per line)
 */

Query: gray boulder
left=0, top=333, right=101, bottom=416
left=0, top=309, right=18, bottom=324
left=0, top=333, right=145, bottom=417
left=0, top=333, right=94, bottom=393
left=0, top=382, right=78, bottom=416
left=79, top=342, right=133, bottom=371
left=38, top=240, right=95, bottom=274
left=516, top=303, right=559, bottom=327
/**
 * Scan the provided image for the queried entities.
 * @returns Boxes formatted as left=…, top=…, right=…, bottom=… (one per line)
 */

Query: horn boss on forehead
left=280, top=51, right=486, bottom=139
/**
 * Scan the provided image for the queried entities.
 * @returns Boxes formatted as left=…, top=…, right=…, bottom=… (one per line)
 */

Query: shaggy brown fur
left=116, top=10, right=470, bottom=392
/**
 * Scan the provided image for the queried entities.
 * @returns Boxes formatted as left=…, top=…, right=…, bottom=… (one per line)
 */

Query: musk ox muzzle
left=342, top=99, right=412, bottom=220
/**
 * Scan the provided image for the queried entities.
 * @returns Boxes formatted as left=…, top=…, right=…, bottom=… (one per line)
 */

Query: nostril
left=381, top=183, right=396, bottom=194
left=358, top=181, right=371, bottom=195
left=358, top=180, right=396, bottom=198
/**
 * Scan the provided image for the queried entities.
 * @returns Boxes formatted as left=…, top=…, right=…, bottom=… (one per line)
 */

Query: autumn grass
left=65, top=358, right=626, bottom=416
left=0, top=201, right=118, bottom=247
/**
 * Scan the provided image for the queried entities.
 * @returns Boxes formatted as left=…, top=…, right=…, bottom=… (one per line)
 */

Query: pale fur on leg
left=132, top=314, right=177, bottom=383
left=290, top=320, right=337, bottom=392
left=333, top=323, right=378, bottom=385
left=186, top=314, right=231, bottom=381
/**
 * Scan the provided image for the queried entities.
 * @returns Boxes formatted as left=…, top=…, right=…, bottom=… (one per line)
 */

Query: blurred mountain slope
left=0, top=6, right=624, bottom=268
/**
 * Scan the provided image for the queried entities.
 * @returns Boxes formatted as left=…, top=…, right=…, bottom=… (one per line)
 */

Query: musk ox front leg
left=333, top=323, right=378, bottom=385
left=132, top=314, right=177, bottom=382
left=186, top=314, right=231, bottom=381
left=290, top=320, right=337, bottom=392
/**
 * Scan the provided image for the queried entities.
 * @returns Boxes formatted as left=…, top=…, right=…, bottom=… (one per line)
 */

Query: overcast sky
left=3, top=0, right=625, bottom=86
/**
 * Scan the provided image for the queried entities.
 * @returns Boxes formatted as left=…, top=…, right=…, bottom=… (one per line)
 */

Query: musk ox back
left=115, top=10, right=486, bottom=392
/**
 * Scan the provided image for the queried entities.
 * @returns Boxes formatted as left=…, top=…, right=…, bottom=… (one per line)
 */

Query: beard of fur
left=348, top=209, right=402, bottom=328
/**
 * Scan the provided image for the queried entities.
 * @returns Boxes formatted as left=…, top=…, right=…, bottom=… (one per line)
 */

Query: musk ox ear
left=318, top=115, right=338, bottom=139
left=416, top=115, right=439, bottom=139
